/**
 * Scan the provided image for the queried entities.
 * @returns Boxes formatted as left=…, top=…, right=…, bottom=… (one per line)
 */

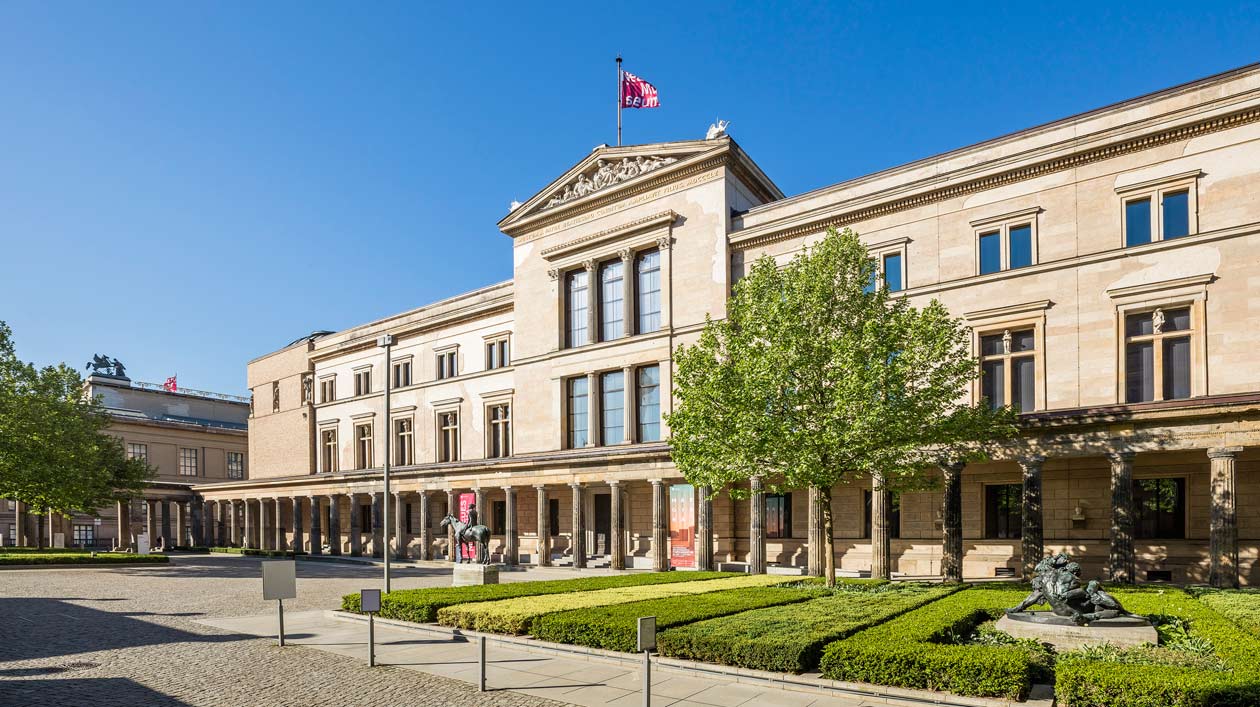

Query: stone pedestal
left=996, top=612, right=1157, bottom=651
left=452, top=563, right=500, bottom=587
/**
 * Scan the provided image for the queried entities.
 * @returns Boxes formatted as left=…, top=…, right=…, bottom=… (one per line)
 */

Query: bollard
left=642, top=650, right=651, bottom=707
left=477, top=635, right=487, bottom=691
left=368, top=613, right=375, bottom=667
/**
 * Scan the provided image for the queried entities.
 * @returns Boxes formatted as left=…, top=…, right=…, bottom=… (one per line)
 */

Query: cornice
left=1105, top=273, right=1215, bottom=299
left=540, top=210, right=677, bottom=260
left=731, top=103, right=1260, bottom=251
left=309, top=296, right=513, bottom=363
left=964, top=299, right=1054, bottom=323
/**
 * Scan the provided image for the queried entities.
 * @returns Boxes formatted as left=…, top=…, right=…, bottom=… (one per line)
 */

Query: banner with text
left=669, top=484, right=695, bottom=569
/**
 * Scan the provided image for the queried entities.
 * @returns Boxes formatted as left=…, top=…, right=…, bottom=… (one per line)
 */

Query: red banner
left=621, top=70, right=660, bottom=109
left=458, top=493, right=476, bottom=558
left=669, top=484, right=695, bottom=568
left=162, top=375, right=177, bottom=392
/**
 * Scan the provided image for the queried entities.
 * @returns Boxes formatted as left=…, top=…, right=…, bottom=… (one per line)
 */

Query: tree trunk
left=821, top=489, right=836, bottom=588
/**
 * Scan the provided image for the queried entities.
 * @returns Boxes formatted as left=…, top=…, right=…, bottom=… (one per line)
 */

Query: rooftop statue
left=85, top=354, right=127, bottom=379
left=1006, top=552, right=1137, bottom=625
left=705, top=118, right=729, bottom=140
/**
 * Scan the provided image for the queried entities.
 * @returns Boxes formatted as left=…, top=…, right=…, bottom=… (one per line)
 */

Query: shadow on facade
left=0, top=598, right=243, bottom=663
left=0, top=677, right=190, bottom=706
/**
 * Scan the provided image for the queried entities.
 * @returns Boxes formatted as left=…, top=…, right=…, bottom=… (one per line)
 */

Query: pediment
left=498, top=138, right=732, bottom=234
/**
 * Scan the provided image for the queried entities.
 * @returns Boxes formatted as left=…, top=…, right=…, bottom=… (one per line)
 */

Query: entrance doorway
left=593, top=493, right=611, bottom=555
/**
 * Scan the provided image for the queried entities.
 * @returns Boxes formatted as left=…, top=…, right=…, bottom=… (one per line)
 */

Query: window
left=321, top=429, right=338, bottom=472
left=600, top=259, right=625, bottom=340
left=1120, top=173, right=1198, bottom=246
left=882, top=252, right=904, bottom=292
left=394, top=418, right=414, bottom=466
left=488, top=404, right=511, bottom=458
left=636, top=365, right=661, bottom=442
left=636, top=250, right=661, bottom=334
left=566, top=269, right=590, bottom=347
left=984, top=484, right=1022, bottom=539
left=566, top=377, right=589, bottom=448
left=319, top=377, right=336, bottom=403
left=1134, top=478, right=1185, bottom=539
left=863, top=490, right=900, bottom=539
left=178, top=448, right=199, bottom=476
left=392, top=360, right=412, bottom=388
left=127, top=443, right=148, bottom=462
left=436, top=350, right=458, bottom=380
left=979, top=329, right=1037, bottom=412
left=438, top=411, right=459, bottom=462
left=354, top=369, right=371, bottom=396
left=271, top=381, right=280, bottom=412
left=1124, top=307, right=1192, bottom=403
left=7, top=524, right=14, bottom=545
left=72, top=524, right=94, bottom=548
left=226, top=451, right=244, bottom=479
left=405, top=503, right=413, bottom=534
left=766, top=493, right=792, bottom=539
left=548, top=498, right=561, bottom=537
left=977, top=221, right=1035, bottom=275
left=485, top=337, right=510, bottom=370
left=601, top=371, right=625, bottom=444
left=491, top=500, right=506, bottom=535
left=355, top=423, right=373, bottom=469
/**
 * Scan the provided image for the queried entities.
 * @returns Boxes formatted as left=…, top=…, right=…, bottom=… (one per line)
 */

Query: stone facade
left=198, top=65, right=1260, bottom=586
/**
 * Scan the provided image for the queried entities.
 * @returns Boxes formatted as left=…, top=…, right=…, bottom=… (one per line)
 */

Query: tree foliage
left=667, top=229, right=1016, bottom=584
left=0, top=321, right=150, bottom=523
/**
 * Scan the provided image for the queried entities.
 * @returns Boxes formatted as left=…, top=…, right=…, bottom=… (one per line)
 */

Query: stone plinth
left=452, top=563, right=499, bottom=587
left=996, top=612, right=1157, bottom=650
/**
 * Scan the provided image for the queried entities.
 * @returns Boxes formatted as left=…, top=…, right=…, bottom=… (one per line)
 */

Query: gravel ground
left=0, top=554, right=575, bottom=706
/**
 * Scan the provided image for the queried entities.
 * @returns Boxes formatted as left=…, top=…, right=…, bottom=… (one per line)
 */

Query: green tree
left=0, top=321, right=150, bottom=544
left=667, top=228, right=1015, bottom=585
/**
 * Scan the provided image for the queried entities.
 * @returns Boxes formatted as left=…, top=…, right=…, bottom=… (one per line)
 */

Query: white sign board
left=53, top=532, right=65, bottom=549
left=637, top=615, right=657, bottom=652
left=360, top=588, right=381, bottom=613
left=137, top=533, right=150, bottom=554
left=262, top=560, right=297, bottom=601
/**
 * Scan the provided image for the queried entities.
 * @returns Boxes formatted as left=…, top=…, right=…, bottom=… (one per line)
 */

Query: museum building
left=192, top=64, right=1260, bottom=587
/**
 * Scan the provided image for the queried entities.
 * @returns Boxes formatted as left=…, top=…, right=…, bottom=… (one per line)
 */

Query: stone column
left=650, top=479, right=668, bottom=572
left=696, top=485, right=713, bottom=571
left=245, top=499, right=258, bottom=550
left=327, top=495, right=341, bottom=555
left=871, top=477, right=891, bottom=580
left=371, top=492, right=384, bottom=558
left=160, top=500, right=173, bottom=547
left=444, top=490, right=457, bottom=561
left=273, top=498, right=285, bottom=552
left=394, top=492, right=408, bottom=560
left=609, top=481, right=625, bottom=570
left=502, top=487, right=517, bottom=566
left=584, top=259, right=598, bottom=345
left=474, top=487, right=485, bottom=533
left=808, top=486, right=826, bottom=577
left=114, top=499, right=129, bottom=551
left=940, top=461, right=965, bottom=583
left=349, top=494, right=363, bottom=556
left=417, top=491, right=431, bottom=561
left=570, top=483, right=586, bottom=568
left=1209, top=447, right=1242, bottom=589
left=620, top=249, right=635, bottom=338
left=1019, top=455, right=1045, bottom=581
left=535, top=485, right=550, bottom=566
left=1107, top=451, right=1135, bottom=583
left=191, top=499, right=204, bottom=547
left=260, top=499, right=273, bottom=550
left=174, top=501, right=188, bottom=547
left=146, top=499, right=159, bottom=548
left=308, top=495, right=323, bottom=555
left=291, top=498, right=304, bottom=552
left=749, top=476, right=766, bottom=574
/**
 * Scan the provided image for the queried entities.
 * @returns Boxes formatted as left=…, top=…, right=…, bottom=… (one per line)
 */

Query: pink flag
left=163, top=375, right=177, bottom=392
left=620, top=71, right=660, bottom=109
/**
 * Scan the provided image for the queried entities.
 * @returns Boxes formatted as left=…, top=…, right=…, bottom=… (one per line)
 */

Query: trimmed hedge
left=1056, top=587, right=1260, bottom=707
left=531, top=580, right=834, bottom=651
left=661, top=582, right=959, bottom=674
left=209, top=547, right=305, bottom=557
left=0, top=547, right=93, bottom=554
left=438, top=574, right=792, bottom=635
left=0, top=552, right=170, bottom=566
left=1191, top=588, right=1260, bottom=638
left=819, top=585, right=1035, bottom=699
left=342, top=571, right=736, bottom=622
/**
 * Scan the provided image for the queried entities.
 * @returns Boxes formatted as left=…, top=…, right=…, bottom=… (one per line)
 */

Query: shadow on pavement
left=0, top=677, right=191, bottom=706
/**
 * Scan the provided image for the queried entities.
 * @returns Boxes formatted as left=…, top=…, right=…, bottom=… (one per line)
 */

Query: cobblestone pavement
left=0, top=555, right=574, bottom=706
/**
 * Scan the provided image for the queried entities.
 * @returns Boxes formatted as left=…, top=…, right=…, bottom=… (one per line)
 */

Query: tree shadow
left=0, top=677, right=190, bottom=706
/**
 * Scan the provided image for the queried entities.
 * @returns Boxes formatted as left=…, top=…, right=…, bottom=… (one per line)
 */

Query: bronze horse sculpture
left=440, top=514, right=490, bottom=564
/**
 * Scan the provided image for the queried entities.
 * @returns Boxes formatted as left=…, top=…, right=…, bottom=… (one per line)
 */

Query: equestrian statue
left=440, top=512, right=490, bottom=564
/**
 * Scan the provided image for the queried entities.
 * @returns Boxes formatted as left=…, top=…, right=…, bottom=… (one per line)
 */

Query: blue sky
left=2, top=2, right=1257, bottom=395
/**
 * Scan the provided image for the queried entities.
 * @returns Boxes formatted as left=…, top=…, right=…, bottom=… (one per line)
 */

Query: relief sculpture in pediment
left=543, top=154, right=679, bottom=210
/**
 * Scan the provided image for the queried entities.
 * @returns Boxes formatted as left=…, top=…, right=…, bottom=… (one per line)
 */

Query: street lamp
left=377, top=333, right=396, bottom=593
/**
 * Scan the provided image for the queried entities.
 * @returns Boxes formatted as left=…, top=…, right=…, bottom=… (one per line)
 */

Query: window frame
left=1121, top=305, right=1195, bottom=403
left=1133, top=476, right=1187, bottom=539
left=964, top=301, right=1049, bottom=413
left=599, top=257, right=626, bottom=341
left=391, top=358, right=413, bottom=388
left=600, top=369, right=626, bottom=445
left=226, top=451, right=245, bottom=479
left=983, top=483, right=1022, bottom=539
left=565, top=376, right=590, bottom=449
left=635, top=248, right=663, bottom=334
left=765, top=493, right=793, bottom=539
left=394, top=416, right=414, bottom=466
left=320, top=426, right=338, bottom=473
left=970, top=207, right=1040, bottom=276
left=354, top=421, right=374, bottom=469
left=977, top=327, right=1038, bottom=413
left=1108, top=275, right=1209, bottom=406
left=178, top=447, right=199, bottom=477
left=486, top=402, right=512, bottom=458
left=483, top=333, right=511, bottom=371
left=436, top=409, right=460, bottom=463
left=353, top=367, right=372, bottom=397
left=1116, top=171, right=1200, bottom=248
left=318, top=375, right=336, bottom=404
left=435, top=347, right=459, bottom=381
left=565, top=267, right=591, bottom=348
left=635, top=364, right=661, bottom=442
left=127, top=442, right=148, bottom=462
left=864, top=236, right=909, bottom=293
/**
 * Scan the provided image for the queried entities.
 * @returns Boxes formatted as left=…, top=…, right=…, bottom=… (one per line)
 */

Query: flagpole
left=616, top=55, right=623, bottom=146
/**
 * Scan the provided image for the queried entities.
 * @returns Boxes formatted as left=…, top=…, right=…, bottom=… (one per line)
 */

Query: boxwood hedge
left=0, top=552, right=170, bottom=565
left=819, top=585, right=1034, bottom=699
left=1056, top=587, right=1260, bottom=707
left=208, top=547, right=305, bottom=557
left=438, top=574, right=791, bottom=635
left=659, top=582, right=959, bottom=674
left=1190, top=587, right=1260, bottom=638
left=341, top=571, right=735, bottom=623
left=531, top=580, right=835, bottom=652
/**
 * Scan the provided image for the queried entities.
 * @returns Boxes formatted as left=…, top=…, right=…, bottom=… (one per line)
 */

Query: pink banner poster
left=458, top=493, right=476, bottom=558
left=669, top=484, right=695, bottom=569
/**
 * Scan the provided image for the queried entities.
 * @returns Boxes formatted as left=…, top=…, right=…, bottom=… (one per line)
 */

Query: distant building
left=194, top=65, right=1259, bottom=587
left=2, top=369, right=248, bottom=549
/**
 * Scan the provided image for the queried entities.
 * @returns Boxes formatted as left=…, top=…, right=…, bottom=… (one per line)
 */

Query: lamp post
left=377, top=334, right=396, bottom=593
